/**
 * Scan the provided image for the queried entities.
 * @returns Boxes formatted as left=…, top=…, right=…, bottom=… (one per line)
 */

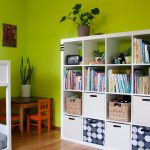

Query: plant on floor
left=20, top=57, right=34, bottom=85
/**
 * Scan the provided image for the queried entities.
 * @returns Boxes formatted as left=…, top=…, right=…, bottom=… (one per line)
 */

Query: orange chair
left=0, top=99, right=20, bottom=128
left=27, top=98, right=51, bottom=135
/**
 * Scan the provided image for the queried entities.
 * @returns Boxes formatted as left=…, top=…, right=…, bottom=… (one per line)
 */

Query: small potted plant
left=124, top=48, right=131, bottom=64
left=20, top=57, right=34, bottom=97
left=93, top=50, right=105, bottom=64
left=59, top=4, right=100, bottom=36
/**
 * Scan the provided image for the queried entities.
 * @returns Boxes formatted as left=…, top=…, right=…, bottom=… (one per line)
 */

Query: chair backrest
left=0, top=99, right=6, bottom=115
left=38, top=99, right=50, bottom=118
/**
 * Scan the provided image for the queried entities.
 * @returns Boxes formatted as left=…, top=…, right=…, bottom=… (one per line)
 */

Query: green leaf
left=59, top=16, right=66, bottom=22
left=88, top=14, right=94, bottom=20
left=73, top=4, right=81, bottom=10
left=84, top=19, right=88, bottom=23
left=73, top=17, right=77, bottom=21
left=73, top=9, right=79, bottom=15
left=91, top=8, right=100, bottom=15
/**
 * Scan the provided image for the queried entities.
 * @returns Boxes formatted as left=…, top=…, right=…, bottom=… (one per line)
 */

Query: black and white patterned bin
left=132, top=125, right=150, bottom=150
left=83, top=118, right=105, bottom=146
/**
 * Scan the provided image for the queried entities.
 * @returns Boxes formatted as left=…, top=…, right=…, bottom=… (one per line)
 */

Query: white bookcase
left=0, top=60, right=11, bottom=150
left=61, top=29, right=150, bottom=150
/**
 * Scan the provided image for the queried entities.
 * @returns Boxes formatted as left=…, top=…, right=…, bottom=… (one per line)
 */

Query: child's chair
left=27, top=98, right=51, bottom=135
left=0, top=99, right=20, bottom=127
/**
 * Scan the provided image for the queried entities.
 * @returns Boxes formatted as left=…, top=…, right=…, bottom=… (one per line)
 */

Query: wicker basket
left=65, top=95, right=82, bottom=115
left=109, top=101, right=131, bottom=122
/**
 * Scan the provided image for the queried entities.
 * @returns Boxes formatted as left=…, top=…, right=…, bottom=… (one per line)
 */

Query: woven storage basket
left=109, top=101, right=131, bottom=122
left=66, top=95, right=82, bottom=115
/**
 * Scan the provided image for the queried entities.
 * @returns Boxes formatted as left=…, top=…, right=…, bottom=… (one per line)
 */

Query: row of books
left=134, top=76, right=150, bottom=94
left=133, top=38, right=150, bottom=64
left=108, top=69, right=131, bottom=93
left=64, top=69, right=82, bottom=90
left=64, top=68, right=149, bottom=94
left=84, top=68, right=105, bottom=92
left=134, top=68, right=150, bottom=94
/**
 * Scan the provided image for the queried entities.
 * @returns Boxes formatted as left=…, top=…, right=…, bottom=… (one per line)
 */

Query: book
left=133, top=38, right=137, bottom=64
left=136, top=38, right=141, bottom=64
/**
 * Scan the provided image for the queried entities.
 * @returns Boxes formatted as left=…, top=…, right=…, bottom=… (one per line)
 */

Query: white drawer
left=63, top=115, right=82, bottom=141
left=133, top=96, right=150, bottom=126
left=83, top=93, right=105, bottom=120
left=105, top=122, right=131, bottom=150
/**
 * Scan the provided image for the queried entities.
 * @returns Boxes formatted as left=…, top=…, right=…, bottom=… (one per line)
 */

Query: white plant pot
left=21, top=84, right=31, bottom=97
left=95, top=57, right=105, bottom=64
left=125, top=56, right=132, bottom=64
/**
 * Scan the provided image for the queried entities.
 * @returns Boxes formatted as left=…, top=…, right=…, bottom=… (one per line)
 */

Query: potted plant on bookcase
left=59, top=4, right=100, bottom=36
left=20, top=57, right=34, bottom=97
left=93, top=49, right=105, bottom=64
left=124, top=48, right=132, bottom=64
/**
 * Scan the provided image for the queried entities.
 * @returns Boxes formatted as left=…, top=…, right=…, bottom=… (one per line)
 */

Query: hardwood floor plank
left=12, top=129, right=100, bottom=150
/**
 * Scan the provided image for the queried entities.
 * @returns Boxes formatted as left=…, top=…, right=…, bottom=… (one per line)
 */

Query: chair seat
left=11, top=114, right=20, bottom=121
left=0, top=99, right=20, bottom=132
left=29, top=114, right=49, bottom=120
left=0, top=115, right=5, bottom=120
left=0, top=114, right=19, bottom=121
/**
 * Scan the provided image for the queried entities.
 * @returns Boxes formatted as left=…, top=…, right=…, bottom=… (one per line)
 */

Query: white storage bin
left=105, top=122, right=131, bottom=150
left=63, top=115, right=82, bottom=141
left=83, top=93, right=105, bottom=119
left=133, top=96, right=150, bottom=126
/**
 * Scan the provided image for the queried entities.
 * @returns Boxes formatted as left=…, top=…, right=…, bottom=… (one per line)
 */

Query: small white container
left=21, top=84, right=31, bottom=97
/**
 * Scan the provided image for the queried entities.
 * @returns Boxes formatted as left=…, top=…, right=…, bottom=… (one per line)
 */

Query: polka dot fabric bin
left=132, top=125, right=150, bottom=150
left=83, top=118, right=105, bottom=146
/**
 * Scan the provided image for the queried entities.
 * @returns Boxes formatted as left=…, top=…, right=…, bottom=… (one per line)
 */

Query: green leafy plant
left=93, top=50, right=105, bottom=61
left=124, top=48, right=131, bottom=56
left=20, top=57, right=34, bottom=84
left=59, top=4, right=100, bottom=26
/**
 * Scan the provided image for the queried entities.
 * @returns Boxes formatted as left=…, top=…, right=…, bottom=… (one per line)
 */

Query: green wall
left=1, top=0, right=150, bottom=127
left=0, top=0, right=26, bottom=96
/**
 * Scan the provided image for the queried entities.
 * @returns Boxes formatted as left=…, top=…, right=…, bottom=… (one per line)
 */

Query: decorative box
left=132, top=125, right=150, bottom=149
left=83, top=118, right=105, bottom=146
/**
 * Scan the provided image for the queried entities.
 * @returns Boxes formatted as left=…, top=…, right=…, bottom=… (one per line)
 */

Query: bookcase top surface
left=61, top=29, right=150, bottom=43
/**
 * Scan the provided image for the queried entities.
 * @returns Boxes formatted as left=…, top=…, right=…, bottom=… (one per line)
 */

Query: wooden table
left=12, top=97, right=53, bottom=136
left=11, top=97, right=39, bottom=136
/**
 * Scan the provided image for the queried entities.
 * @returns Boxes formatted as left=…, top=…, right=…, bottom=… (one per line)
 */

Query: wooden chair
left=27, top=98, right=51, bottom=135
left=0, top=99, right=20, bottom=128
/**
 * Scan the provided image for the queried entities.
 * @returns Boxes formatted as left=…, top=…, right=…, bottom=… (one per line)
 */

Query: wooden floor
left=12, top=128, right=100, bottom=150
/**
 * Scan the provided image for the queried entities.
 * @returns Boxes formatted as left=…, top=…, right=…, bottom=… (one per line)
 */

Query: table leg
left=19, top=106, right=24, bottom=136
